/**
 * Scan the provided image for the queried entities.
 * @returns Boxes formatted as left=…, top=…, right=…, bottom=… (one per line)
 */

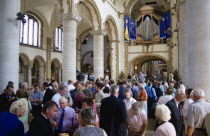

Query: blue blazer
left=0, top=112, right=24, bottom=136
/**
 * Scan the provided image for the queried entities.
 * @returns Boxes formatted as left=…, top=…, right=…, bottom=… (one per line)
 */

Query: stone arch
left=31, top=55, right=46, bottom=84
left=78, top=0, right=102, bottom=30
left=124, top=0, right=170, bottom=15
left=129, top=54, right=169, bottom=74
left=32, top=55, right=46, bottom=67
left=82, top=63, right=93, bottom=73
left=103, top=15, right=119, bottom=80
left=104, top=15, right=119, bottom=41
left=81, top=51, right=93, bottom=65
left=19, top=53, right=30, bottom=66
left=51, top=58, right=61, bottom=69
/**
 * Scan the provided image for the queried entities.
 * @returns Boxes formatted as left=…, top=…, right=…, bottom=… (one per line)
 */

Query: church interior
left=1, top=0, right=210, bottom=135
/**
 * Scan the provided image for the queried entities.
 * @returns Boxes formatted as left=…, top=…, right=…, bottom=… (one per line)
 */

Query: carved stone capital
left=59, top=12, right=82, bottom=22
left=90, top=29, right=107, bottom=36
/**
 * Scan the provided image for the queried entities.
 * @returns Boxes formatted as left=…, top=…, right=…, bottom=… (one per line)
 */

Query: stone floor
left=145, top=118, right=156, bottom=136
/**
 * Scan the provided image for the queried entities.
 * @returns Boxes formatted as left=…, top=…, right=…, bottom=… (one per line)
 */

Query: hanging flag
left=160, top=11, right=171, bottom=39
left=124, top=15, right=130, bottom=42
left=165, top=11, right=171, bottom=39
left=129, top=17, right=136, bottom=41
left=160, top=14, right=167, bottom=39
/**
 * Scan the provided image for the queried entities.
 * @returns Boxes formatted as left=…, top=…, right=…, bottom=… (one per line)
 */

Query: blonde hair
left=10, top=101, right=26, bottom=114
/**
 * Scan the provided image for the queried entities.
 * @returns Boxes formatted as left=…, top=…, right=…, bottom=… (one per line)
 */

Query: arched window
left=19, top=14, right=40, bottom=47
left=54, top=27, right=63, bottom=51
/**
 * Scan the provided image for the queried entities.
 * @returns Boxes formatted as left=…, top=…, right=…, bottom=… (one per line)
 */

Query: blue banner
left=124, top=15, right=130, bottom=42
left=129, top=17, right=136, bottom=41
left=160, top=11, right=171, bottom=39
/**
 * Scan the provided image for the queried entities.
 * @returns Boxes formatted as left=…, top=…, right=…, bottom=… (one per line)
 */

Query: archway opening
left=51, top=59, right=61, bottom=83
left=130, top=55, right=167, bottom=78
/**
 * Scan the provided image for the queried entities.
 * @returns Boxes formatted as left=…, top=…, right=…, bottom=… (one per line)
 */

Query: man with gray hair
left=51, top=86, right=68, bottom=107
left=166, top=89, right=185, bottom=136
left=100, top=85, right=127, bottom=136
left=187, top=88, right=210, bottom=136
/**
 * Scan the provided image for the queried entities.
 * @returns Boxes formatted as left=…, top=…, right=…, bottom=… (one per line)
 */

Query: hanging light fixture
left=16, top=0, right=26, bottom=23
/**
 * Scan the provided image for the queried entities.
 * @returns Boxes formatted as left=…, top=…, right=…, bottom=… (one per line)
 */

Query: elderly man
left=187, top=88, right=210, bottom=136
left=29, top=101, right=58, bottom=136
left=52, top=97, right=76, bottom=133
left=52, top=82, right=59, bottom=94
left=166, top=89, right=185, bottom=136
left=100, top=85, right=127, bottom=136
left=0, top=85, right=17, bottom=113
left=51, top=86, right=68, bottom=107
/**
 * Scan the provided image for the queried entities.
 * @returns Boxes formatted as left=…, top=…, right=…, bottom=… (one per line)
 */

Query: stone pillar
left=187, top=0, right=210, bottom=99
left=46, top=37, right=52, bottom=80
left=39, top=66, right=45, bottom=84
left=91, top=30, right=106, bottom=80
left=58, top=69, right=61, bottom=84
left=60, top=12, right=82, bottom=82
left=0, top=0, right=20, bottom=90
left=179, top=1, right=188, bottom=86
left=110, top=41, right=117, bottom=81
left=28, top=66, right=32, bottom=87
left=76, top=50, right=81, bottom=72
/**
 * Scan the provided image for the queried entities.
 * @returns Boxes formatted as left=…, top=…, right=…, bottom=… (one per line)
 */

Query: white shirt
left=158, top=95, right=173, bottom=105
left=124, top=97, right=137, bottom=110
left=67, top=84, right=75, bottom=92
left=183, top=98, right=193, bottom=116
left=67, top=84, right=75, bottom=98
left=43, top=90, right=46, bottom=97
left=187, top=99, right=210, bottom=128
left=94, top=90, right=105, bottom=107
left=174, top=98, right=180, bottom=108
left=51, top=93, right=62, bottom=107
left=179, top=84, right=185, bottom=92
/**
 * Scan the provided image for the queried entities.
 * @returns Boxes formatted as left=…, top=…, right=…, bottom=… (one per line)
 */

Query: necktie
left=58, top=109, right=65, bottom=132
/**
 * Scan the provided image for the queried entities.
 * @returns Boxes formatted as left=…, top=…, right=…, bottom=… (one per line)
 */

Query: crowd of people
left=0, top=71, right=210, bottom=136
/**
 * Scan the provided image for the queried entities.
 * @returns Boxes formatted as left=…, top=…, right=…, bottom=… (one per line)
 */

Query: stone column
left=179, top=1, right=188, bottom=86
left=91, top=30, right=106, bottom=80
left=58, top=69, right=61, bottom=84
left=60, top=12, right=82, bottom=82
left=187, top=0, right=210, bottom=99
left=28, top=66, right=32, bottom=87
left=39, top=66, right=45, bottom=84
left=110, top=41, right=117, bottom=81
left=0, top=0, right=20, bottom=90
left=46, top=37, right=52, bottom=80
left=76, top=50, right=81, bottom=72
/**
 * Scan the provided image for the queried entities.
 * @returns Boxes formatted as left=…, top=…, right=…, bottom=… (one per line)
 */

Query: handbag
left=27, top=100, right=34, bottom=124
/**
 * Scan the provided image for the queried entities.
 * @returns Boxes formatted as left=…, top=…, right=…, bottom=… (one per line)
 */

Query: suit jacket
left=29, top=113, right=54, bottom=136
left=0, top=112, right=24, bottom=136
left=166, top=99, right=184, bottom=136
left=0, top=93, right=17, bottom=113
left=43, top=88, right=54, bottom=104
left=100, top=95, right=127, bottom=136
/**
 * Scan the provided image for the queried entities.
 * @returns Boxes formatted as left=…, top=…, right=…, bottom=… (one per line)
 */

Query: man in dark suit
left=0, top=85, right=17, bottom=113
left=29, top=101, right=58, bottom=136
left=43, top=82, right=55, bottom=104
left=166, top=89, right=185, bottom=136
left=100, top=85, right=127, bottom=136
